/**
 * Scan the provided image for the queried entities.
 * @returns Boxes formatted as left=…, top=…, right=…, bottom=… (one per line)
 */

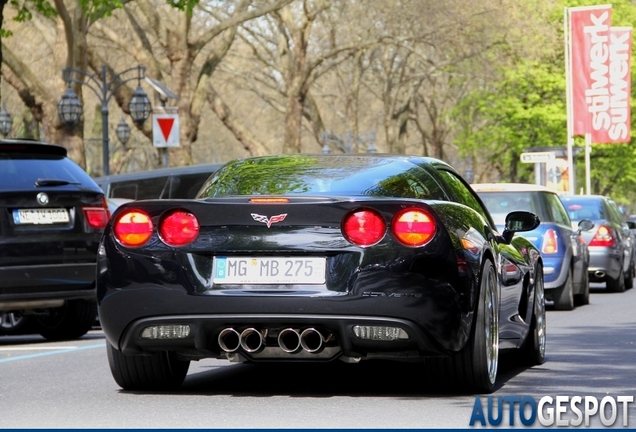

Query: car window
left=201, top=156, right=447, bottom=200
left=168, top=172, right=214, bottom=198
left=0, top=154, right=93, bottom=190
left=476, top=191, right=539, bottom=225
left=436, top=170, right=491, bottom=222
left=562, top=199, right=605, bottom=220
left=607, top=200, right=624, bottom=225
left=545, top=192, right=571, bottom=226
left=110, top=176, right=171, bottom=200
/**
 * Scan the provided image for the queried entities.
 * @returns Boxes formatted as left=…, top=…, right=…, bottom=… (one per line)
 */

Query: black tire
left=574, top=275, right=590, bottom=306
left=553, top=268, right=574, bottom=310
left=624, top=261, right=634, bottom=290
left=106, top=342, right=190, bottom=391
left=607, top=266, right=626, bottom=293
left=451, top=259, right=499, bottom=393
left=519, top=266, right=546, bottom=366
left=35, top=299, right=97, bottom=341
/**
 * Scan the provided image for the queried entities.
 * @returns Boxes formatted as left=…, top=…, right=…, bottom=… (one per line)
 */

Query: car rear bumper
left=98, top=278, right=474, bottom=362
left=543, top=255, right=570, bottom=290
left=0, top=263, right=97, bottom=309
left=587, top=248, right=622, bottom=282
left=115, top=313, right=446, bottom=363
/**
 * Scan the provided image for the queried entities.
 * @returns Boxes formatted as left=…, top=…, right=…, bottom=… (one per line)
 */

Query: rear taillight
left=113, top=210, right=154, bottom=247
left=83, top=197, right=110, bottom=229
left=159, top=210, right=200, bottom=246
left=342, top=209, right=386, bottom=246
left=541, top=229, right=558, bottom=254
left=391, top=208, right=436, bottom=247
left=589, top=225, right=615, bottom=247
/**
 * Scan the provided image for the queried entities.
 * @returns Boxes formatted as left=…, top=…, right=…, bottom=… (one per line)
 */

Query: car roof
left=471, top=183, right=554, bottom=193
left=0, top=139, right=67, bottom=157
left=93, top=162, right=223, bottom=183
left=560, top=194, right=608, bottom=200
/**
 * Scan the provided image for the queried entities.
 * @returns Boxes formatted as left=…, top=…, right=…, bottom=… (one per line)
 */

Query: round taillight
left=159, top=210, right=200, bottom=246
left=342, top=209, right=386, bottom=246
left=392, top=208, right=436, bottom=247
left=113, top=210, right=154, bottom=247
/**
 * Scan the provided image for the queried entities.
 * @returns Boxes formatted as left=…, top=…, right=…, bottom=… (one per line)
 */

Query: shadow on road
left=173, top=350, right=531, bottom=397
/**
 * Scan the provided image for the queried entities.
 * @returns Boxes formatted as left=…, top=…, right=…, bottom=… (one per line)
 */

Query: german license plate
left=213, top=257, right=326, bottom=284
left=13, top=208, right=70, bottom=225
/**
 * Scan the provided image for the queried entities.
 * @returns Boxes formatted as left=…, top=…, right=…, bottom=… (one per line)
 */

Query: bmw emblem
left=37, top=192, right=49, bottom=206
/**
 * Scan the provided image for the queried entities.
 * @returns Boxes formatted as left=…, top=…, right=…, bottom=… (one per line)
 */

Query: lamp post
left=57, top=65, right=151, bottom=176
left=0, top=106, right=13, bottom=137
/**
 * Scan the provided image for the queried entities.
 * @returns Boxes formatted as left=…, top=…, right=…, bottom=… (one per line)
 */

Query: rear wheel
left=106, top=343, right=190, bottom=391
left=451, top=259, right=499, bottom=393
left=35, top=300, right=97, bottom=341
left=624, top=261, right=634, bottom=289
left=519, top=266, right=546, bottom=365
left=553, top=268, right=574, bottom=310
left=607, top=266, right=626, bottom=293
left=574, top=275, right=590, bottom=306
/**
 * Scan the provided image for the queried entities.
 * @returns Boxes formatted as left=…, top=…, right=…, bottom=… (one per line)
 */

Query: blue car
left=473, top=184, right=593, bottom=310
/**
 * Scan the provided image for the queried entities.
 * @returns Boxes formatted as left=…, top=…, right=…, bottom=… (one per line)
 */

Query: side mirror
left=500, top=211, right=540, bottom=244
left=578, top=219, right=595, bottom=232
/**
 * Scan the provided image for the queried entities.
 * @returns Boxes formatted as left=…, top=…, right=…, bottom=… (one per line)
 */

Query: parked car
left=94, top=162, right=222, bottom=200
left=98, top=154, right=545, bottom=393
left=626, top=215, right=636, bottom=237
left=472, top=183, right=593, bottom=310
left=0, top=139, right=109, bottom=340
left=561, top=195, right=635, bottom=292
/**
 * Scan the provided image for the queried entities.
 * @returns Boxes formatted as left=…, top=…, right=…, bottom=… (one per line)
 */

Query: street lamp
left=58, top=65, right=151, bottom=176
left=116, top=119, right=131, bottom=147
left=0, top=106, right=13, bottom=137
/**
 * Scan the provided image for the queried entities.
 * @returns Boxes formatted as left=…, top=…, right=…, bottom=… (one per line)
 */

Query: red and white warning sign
left=152, top=106, right=180, bottom=148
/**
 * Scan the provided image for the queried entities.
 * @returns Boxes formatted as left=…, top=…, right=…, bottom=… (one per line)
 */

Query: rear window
left=200, top=155, right=446, bottom=200
left=477, top=191, right=541, bottom=225
left=0, top=153, right=94, bottom=191
left=562, top=199, right=605, bottom=221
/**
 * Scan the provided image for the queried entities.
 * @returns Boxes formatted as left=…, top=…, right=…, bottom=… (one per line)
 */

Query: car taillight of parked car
left=589, top=225, right=615, bottom=247
left=83, top=197, right=111, bottom=229
left=541, top=229, right=559, bottom=254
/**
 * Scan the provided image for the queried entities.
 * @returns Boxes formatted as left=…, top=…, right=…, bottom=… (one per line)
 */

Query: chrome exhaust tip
left=278, top=328, right=302, bottom=353
left=595, top=270, right=606, bottom=278
left=218, top=328, right=241, bottom=353
left=240, top=328, right=265, bottom=353
left=300, top=328, right=325, bottom=353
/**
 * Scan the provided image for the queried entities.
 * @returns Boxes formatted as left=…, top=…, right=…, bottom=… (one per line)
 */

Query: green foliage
left=454, top=58, right=567, bottom=183
left=1, top=0, right=200, bottom=38
left=1, top=0, right=56, bottom=37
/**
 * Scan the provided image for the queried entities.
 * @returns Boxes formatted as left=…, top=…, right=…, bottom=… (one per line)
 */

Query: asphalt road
left=1, top=283, right=635, bottom=429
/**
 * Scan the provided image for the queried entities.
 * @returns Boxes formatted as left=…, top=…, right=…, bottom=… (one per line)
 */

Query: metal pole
left=564, top=7, right=576, bottom=194
left=101, top=67, right=110, bottom=176
left=585, top=133, right=591, bottom=195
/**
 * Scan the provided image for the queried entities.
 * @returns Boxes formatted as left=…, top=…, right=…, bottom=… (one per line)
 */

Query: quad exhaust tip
left=218, top=326, right=330, bottom=354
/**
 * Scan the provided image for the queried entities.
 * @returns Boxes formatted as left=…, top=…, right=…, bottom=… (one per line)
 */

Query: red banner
left=592, top=27, right=632, bottom=143
left=569, top=5, right=612, bottom=136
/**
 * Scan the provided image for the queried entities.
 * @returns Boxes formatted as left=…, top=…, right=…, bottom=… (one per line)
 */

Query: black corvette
left=97, top=154, right=545, bottom=393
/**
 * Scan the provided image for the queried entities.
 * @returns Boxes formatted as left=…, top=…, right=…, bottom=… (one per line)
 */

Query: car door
left=607, top=199, right=632, bottom=274
left=544, top=192, right=584, bottom=286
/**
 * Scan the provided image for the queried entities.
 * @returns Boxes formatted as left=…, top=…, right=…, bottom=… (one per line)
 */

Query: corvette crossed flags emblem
left=251, top=213, right=288, bottom=228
